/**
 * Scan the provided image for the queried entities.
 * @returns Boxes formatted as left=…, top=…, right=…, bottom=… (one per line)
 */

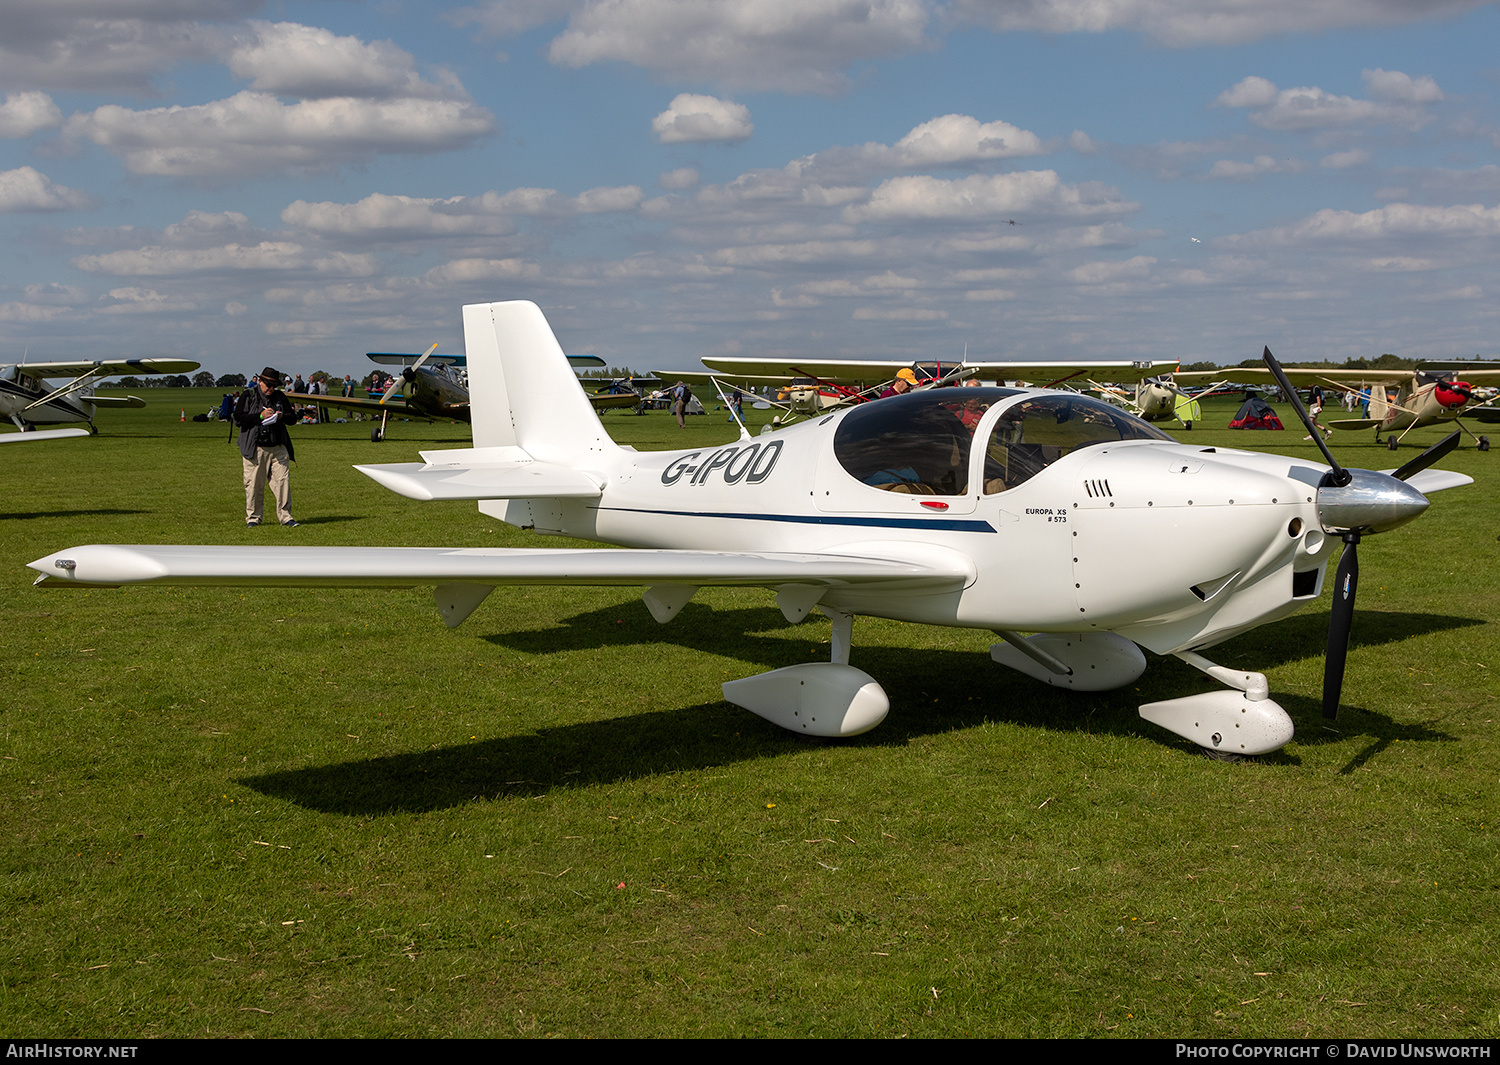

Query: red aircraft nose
left=1435, top=380, right=1472, bottom=408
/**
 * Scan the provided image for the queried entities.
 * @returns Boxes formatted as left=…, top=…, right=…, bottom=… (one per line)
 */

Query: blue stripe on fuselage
left=597, top=506, right=996, bottom=533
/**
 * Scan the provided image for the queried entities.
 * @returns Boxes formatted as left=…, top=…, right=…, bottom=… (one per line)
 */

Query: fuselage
left=0, top=366, right=100, bottom=427
left=487, top=388, right=1339, bottom=656
left=1378, top=377, right=1471, bottom=432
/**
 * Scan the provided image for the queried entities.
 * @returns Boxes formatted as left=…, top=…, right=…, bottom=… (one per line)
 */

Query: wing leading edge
left=28, top=545, right=973, bottom=628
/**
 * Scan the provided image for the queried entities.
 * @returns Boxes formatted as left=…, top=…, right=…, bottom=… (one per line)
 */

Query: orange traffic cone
left=180, top=408, right=186, bottom=421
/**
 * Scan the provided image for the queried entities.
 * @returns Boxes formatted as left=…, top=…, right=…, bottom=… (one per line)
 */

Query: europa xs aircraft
left=1, top=357, right=200, bottom=437
left=31, top=303, right=1472, bottom=759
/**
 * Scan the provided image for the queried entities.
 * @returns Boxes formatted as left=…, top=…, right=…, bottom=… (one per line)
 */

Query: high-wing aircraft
left=1173, top=365, right=1500, bottom=450
left=288, top=349, right=471, bottom=441
left=296, top=350, right=643, bottom=440
left=1, top=358, right=201, bottom=434
left=31, top=305, right=1472, bottom=760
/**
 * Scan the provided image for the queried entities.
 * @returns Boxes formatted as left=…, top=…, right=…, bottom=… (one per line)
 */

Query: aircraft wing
left=288, top=391, right=397, bottom=413
left=697, top=356, right=1179, bottom=385
left=29, top=544, right=974, bottom=630
left=1327, top=418, right=1381, bottom=430
left=287, top=391, right=468, bottom=423
left=10, top=358, right=200, bottom=377
left=0, top=428, right=90, bottom=444
left=586, top=390, right=640, bottom=411
left=367, top=352, right=465, bottom=367
left=30, top=545, right=968, bottom=591
left=1172, top=367, right=1412, bottom=388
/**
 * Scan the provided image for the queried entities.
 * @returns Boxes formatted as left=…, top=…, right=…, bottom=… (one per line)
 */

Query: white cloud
left=67, top=92, right=496, bottom=177
left=652, top=94, right=753, bottom=143
left=1320, top=149, right=1370, bottom=169
left=1206, top=154, right=1304, bottom=181
left=659, top=167, right=700, bottom=189
left=0, top=92, right=63, bottom=137
left=1226, top=202, right=1500, bottom=248
left=547, top=0, right=933, bottom=94
left=424, top=258, right=544, bottom=284
left=71, top=241, right=380, bottom=277
left=948, top=0, right=1490, bottom=48
left=886, top=113, right=1044, bottom=166
left=844, top=170, right=1134, bottom=223
left=282, top=186, right=644, bottom=242
left=1362, top=67, right=1442, bottom=104
left=222, top=22, right=461, bottom=101
left=1214, top=72, right=1442, bottom=131
left=1070, top=256, right=1156, bottom=284
left=97, top=287, right=197, bottom=315
left=0, top=1, right=249, bottom=93
left=0, top=166, right=94, bottom=212
left=445, top=0, right=584, bottom=37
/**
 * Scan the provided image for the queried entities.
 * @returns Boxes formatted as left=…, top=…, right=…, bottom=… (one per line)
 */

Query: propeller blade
left=1322, top=535, right=1360, bottom=719
left=378, top=343, right=438, bottom=406
left=1261, top=346, right=1350, bottom=486
left=1390, top=430, right=1461, bottom=482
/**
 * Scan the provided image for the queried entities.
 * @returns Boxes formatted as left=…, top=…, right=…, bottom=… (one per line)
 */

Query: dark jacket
left=235, top=386, right=297, bottom=462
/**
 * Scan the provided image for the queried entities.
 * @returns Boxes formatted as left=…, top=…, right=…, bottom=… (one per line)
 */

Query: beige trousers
left=242, top=445, right=293, bottom=524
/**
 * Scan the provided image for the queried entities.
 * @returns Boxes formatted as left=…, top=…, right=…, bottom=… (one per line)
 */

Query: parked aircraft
left=31, top=307, right=1471, bottom=760
left=669, top=356, right=1181, bottom=420
left=1173, top=365, right=1500, bottom=450
left=1, top=358, right=200, bottom=434
left=295, top=349, right=643, bottom=439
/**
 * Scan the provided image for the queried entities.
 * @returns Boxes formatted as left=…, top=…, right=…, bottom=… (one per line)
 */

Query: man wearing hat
left=879, top=367, right=919, bottom=399
left=234, top=367, right=299, bottom=527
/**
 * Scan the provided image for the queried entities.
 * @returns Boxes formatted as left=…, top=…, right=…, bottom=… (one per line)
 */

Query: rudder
left=463, top=301, right=617, bottom=465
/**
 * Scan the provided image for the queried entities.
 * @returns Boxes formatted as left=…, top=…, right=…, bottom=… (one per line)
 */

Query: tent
left=1228, top=393, right=1284, bottom=430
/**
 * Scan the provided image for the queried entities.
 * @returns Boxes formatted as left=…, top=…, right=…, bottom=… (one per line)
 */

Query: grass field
left=2, top=389, right=1496, bottom=1038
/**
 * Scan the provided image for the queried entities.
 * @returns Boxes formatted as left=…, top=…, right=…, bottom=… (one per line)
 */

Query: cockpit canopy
left=832, top=388, right=1175, bottom=496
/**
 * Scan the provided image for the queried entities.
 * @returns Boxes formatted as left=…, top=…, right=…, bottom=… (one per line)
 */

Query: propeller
left=1261, top=348, right=1456, bottom=720
left=380, top=343, right=438, bottom=406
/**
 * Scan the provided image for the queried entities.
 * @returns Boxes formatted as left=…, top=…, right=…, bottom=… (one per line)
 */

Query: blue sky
left=2, top=1, right=1498, bottom=379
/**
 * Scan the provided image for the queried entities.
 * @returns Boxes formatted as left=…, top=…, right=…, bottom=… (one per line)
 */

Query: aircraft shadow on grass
left=238, top=605, right=1479, bottom=815
left=0, top=508, right=148, bottom=521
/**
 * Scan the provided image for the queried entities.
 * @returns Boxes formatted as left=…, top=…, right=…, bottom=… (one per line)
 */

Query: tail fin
left=463, top=301, right=618, bottom=465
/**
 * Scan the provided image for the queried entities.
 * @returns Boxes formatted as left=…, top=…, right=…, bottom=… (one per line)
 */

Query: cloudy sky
left=3, top=1, right=1499, bottom=378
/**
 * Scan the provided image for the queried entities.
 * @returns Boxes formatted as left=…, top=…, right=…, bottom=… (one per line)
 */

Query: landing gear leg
left=372, top=409, right=389, bottom=442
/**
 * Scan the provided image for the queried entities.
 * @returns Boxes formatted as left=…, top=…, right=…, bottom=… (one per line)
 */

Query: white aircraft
left=29, top=304, right=1473, bottom=759
left=0, top=358, right=201, bottom=435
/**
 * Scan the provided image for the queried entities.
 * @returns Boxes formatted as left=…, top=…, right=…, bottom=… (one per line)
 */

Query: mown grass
left=1, top=390, right=1496, bottom=1038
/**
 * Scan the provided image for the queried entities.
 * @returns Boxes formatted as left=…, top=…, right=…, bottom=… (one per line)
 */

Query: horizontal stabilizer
left=356, top=445, right=603, bottom=500
left=30, top=545, right=971, bottom=592
left=86, top=395, right=146, bottom=409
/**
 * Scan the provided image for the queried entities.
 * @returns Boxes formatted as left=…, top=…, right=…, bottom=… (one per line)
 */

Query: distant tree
left=192, top=370, right=215, bottom=387
left=166, top=375, right=190, bottom=387
left=578, top=366, right=641, bottom=379
left=1181, top=361, right=1220, bottom=372
left=216, top=373, right=246, bottom=388
left=117, top=376, right=142, bottom=389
